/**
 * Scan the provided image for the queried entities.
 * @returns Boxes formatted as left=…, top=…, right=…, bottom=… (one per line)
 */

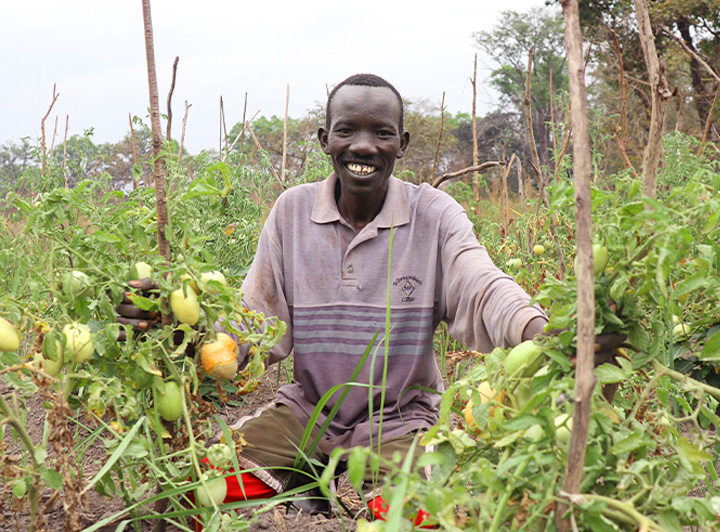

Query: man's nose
left=349, top=132, right=377, bottom=155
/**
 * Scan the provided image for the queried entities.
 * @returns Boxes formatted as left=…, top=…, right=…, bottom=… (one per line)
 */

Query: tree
left=473, top=7, right=569, bottom=171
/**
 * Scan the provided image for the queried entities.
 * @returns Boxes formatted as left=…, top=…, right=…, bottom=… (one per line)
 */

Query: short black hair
left=325, top=73, right=404, bottom=130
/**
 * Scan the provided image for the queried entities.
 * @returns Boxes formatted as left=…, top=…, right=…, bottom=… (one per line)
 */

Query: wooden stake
left=430, top=92, right=446, bottom=182
left=557, top=2, right=596, bottom=530
left=141, top=0, right=172, bottom=274
left=471, top=54, right=480, bottom=202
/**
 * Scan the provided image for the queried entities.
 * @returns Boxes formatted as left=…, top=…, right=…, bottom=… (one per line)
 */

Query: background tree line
left=1, top=1, right=717, bottom=199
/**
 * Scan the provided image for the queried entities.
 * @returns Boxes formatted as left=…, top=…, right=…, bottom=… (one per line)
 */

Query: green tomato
left=62, top=322, right=94, bottom=363
left=196, top=471, right=227, bottom=507
left=64, top=270, right=93, bottom=297
left=0, top=317, right=21, bottom=352
left=155, top=381, right=184, bottom=422
left=130, top=261, right=153, bottom=281
left=505, top=258, right=523, bottom=271
left=592, top=244, right=609, bottom=277
left=206, top=443, right=233, bottom=467
left=504, top=340, right=544, bottom=378
left=554, top=413, right=573, bottom=446
left=169, top=288, right=200, bottom=326
left=673, top=322, right=691, bottom=341
left=38, top=334, right=64, bottom=376
left=199, top=270, right=227, bottom=294
left=533, top=244, right=545, bottom=256
left=524, top=423, right=544, bottom=442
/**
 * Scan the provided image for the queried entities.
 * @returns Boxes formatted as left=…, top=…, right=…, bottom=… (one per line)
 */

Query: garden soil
left=3, top=349, right=717, bottom=532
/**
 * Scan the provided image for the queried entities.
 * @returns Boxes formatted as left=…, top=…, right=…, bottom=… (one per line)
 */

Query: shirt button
left=346, top=265, right=354, bottom=274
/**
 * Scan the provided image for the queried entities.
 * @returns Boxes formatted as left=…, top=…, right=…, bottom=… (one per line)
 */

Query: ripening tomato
left=0, top=317, right=20, bottom=352
left=201, top=333, right=239, bottom=380
left=170, top=288, right=200, bottom=326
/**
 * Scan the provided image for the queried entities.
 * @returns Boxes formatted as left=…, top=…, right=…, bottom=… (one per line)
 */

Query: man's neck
left=335, top=182, right=387, bottom=233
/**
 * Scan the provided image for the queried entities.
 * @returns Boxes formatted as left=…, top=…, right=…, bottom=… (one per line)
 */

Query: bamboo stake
left=246, top=121, right=286, bottom=191
left=49, top=116, right=58, bottom=160
left=62, top=115, right=69, bottom=189
left=141, top=0, right=172, bottom=275
left=699, top=85, right=720, bottom=156
left=557, top=3, right=595, bottom=531
left=430, top=92, right=446, bottom=182
left=166, top=56, right=179, bottom=142
left=282, top=83, right=289, bottom=183
left=41, top=84, right=59, bottom=177
left=225, top=109, right=260, bottom=162
left=239, top=92, right=248, bottom=160
left=471, top=54, right=480, bottom=202
left=524, top=47, right=567, bottom=277
left=177, top=100, right=192, bottom=164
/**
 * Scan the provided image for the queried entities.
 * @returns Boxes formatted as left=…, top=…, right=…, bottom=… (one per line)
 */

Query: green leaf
left=347, top=446, right=367, bottom=491
left=676, top=437, right=713, bottom=463
left=674, top=273, right=707, bottom=297
left=595, top=363, right=627, bottom=384
left=699, top=330, right=720, bottom=361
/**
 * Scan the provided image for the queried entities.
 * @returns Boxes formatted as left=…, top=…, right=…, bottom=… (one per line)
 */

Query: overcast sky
left=1, top=0, right=547, bottom=154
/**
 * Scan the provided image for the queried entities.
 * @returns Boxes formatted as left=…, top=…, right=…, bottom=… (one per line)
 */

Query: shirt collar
left=311, top=172, right=410, bottom=228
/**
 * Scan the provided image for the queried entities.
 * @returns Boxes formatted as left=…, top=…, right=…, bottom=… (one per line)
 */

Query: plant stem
left=0, top=392, right=41, bottom=531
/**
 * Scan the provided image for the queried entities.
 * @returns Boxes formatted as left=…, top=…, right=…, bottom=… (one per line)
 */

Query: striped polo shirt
left=235, top=172, right=547, bottom=451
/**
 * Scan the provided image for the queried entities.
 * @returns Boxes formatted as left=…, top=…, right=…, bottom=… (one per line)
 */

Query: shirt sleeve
left=214, top=198, right=293, bottom=368
left=439, top=208, right=548, bottom=352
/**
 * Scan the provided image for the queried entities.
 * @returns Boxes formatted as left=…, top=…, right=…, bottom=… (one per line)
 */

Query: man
left=210, top=73, right=548, bottom=521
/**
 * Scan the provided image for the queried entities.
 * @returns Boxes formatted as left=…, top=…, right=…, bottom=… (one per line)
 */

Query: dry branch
left=177, top=100, right=192, bottom=164
left=166, top=56, right=179, bottom=141
left=659, top=25, right=720, bottom=84
left=41, top=84, right=60, bottom=177
left=557, top=2, right=596, bottom=531
left=635, top=0, right=673, bottom=198
left=610, top=30, right=639, bottom=178
left=431, top=161, right=503, bottom=188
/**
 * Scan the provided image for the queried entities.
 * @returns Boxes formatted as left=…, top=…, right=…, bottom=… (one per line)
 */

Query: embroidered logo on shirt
left=393, top=275, right=422, bottom=302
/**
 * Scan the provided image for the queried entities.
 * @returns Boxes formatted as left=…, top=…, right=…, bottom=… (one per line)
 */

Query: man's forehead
left=329, top=85, right=401, bottom=118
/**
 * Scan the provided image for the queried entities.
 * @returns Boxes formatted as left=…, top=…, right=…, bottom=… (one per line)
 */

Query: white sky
left=1, top=0, right=546, bottom=154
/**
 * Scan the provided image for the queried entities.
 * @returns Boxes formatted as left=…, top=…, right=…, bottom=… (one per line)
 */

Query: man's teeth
left=346, top=163, right=376, bottom=175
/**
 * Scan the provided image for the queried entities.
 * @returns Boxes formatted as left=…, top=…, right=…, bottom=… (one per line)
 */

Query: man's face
left=318, top=85, right=409, bottom=199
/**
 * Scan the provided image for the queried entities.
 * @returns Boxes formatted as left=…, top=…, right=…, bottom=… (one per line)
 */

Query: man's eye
left=336, top=128, right=352, bottom=135
left=377, top=130, right=394, bottom=138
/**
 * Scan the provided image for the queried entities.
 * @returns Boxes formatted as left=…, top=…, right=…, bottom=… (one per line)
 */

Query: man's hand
left=116, top=277, right=161, bottom=341
left=571, top=332, right=628, bottom=368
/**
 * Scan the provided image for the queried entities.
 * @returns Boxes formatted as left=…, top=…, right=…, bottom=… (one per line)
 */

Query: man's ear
left=397, top=130, right=410, bottom=158
left=317, top=127, right=330, bottom=154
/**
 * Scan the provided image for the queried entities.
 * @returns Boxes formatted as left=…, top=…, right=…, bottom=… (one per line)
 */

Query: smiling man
left=201, top=73, right=549, bottom=526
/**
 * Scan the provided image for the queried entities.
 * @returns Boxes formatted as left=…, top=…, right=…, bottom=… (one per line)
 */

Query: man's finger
left=128, top=277, right=159, bottom=291
left=116, top=303, right=150, bottom=320
left=117, top=316, right=150, bottom=331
